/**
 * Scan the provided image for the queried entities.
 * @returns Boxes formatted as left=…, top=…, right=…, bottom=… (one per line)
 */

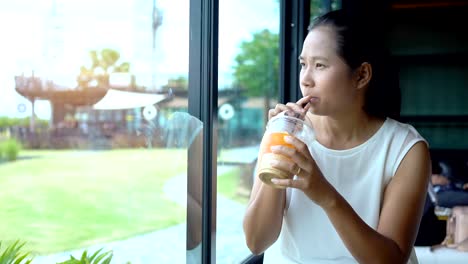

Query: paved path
left=33, top=165, right=250, bottom=264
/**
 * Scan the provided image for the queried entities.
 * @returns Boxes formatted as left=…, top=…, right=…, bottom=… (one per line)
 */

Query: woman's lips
left=309, top=97, right=319, bottom=103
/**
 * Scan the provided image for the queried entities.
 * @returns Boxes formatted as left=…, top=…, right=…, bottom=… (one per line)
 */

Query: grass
left=0, top=149, right=187, bottom=255
left=218, top=167, right=250, bottom=204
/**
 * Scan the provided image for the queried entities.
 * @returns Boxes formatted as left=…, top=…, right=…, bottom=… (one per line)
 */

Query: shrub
left=1, top=139, right=21, bottom=161
left=57, top=249, right=113, bottom=264
left=0, top=240, right=118, bottom=264
left=0, top=240, right=33, bottom=264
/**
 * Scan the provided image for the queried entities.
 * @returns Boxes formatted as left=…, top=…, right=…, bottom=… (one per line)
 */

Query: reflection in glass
left=310, top=0, right=341, bottom=19
left=0, top=1, right=191, bottom=263
left=216, top=1, right=280, bottom=263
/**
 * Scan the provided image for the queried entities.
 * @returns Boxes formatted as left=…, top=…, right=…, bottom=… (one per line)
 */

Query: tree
left=310, top=0, right=341, bottom=20
left=163, top=76, right=188, bottom=91
left=77, top=48, right=131, bottom=89
left=233, top=29, right=279, bottom=123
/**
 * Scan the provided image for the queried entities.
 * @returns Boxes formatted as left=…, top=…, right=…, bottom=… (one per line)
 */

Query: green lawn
left=0, top=149, right=187, bottom=255
left=217, top=167, right=250, bottom=204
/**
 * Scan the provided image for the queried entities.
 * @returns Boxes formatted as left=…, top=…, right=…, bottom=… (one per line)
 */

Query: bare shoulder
left=394, top=141, right=430, bottom=183
left=385, top=141, right=430, bottom=202
left=378, top=141, right=430, bottom=256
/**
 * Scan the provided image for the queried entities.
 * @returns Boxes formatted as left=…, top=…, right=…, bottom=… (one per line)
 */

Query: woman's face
left=299, top=26, right=360, bottom=117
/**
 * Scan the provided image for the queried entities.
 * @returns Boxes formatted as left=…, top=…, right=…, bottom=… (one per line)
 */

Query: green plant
left=233, top=29, right=279, bottom=125
left=0, top=241, right=115, bottom=264
left=1, top=139, right=21, bottom=161
left=57, top=249, right=113, bottom=264
left=0, top=240, right=33, bottom=264
left=0, top=117, right=48, bottom=130
left=77, top=48, right=131, bottom=89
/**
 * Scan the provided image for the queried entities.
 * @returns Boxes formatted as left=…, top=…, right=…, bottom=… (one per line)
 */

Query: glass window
left=216, top=1, right=280, bottom=263
left=310, top=0, right=341, bottom=19
left=0, top=0, right=193, bottom=263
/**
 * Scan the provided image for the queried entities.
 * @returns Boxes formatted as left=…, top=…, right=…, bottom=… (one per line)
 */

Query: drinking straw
left=291, top=101, right=311, bottom=134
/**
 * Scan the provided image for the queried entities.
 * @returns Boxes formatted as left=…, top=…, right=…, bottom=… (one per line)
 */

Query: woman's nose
left=300, top=69, right=314, bottom=88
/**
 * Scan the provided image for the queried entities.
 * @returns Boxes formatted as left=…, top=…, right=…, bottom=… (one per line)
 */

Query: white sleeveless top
left=263, top=118, right=426, bottom=264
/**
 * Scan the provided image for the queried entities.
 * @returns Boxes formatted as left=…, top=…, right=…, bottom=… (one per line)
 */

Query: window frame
left=188, top=0, right=219, bottom=263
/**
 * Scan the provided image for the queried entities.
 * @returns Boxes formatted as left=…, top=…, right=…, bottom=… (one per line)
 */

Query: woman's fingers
left=270, top=143, right=311, bottom=176
left=285, top=96, right=312, bottom=117
left=300, top=102, right=311, bottom=119
left=268, top=104, right=289, bottom=120
left=271, top=144, right=307, bottom=167
left=269, top=154, right=300, bottom=176
left=296, top=95, right=312, bottom=107
left=271, top=177, right=306, bottom=189
left=268, top=96, right=312, bottom=120
left=283, top=136, right=311, bottom=160
left=285, top=102, right=304, bottom=113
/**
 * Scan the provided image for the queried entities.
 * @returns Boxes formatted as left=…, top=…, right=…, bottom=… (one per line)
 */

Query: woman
left=243, top=9, right=430, bottom=264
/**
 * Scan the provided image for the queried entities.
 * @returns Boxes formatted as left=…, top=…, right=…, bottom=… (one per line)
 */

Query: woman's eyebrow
left=313, top=56, right=328, bottom=61
left=298, top=55, right=328, bottom=61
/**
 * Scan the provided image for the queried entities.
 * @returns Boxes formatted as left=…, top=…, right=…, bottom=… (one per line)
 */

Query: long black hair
left=308, top=9, right=401, bottom=120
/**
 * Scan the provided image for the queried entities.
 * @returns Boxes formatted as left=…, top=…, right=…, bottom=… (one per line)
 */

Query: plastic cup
left=257, top=112, right=314, bottom=188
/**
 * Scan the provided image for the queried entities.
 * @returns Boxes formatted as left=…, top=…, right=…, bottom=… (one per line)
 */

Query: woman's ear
left=354, top=62, right=372, bottom=90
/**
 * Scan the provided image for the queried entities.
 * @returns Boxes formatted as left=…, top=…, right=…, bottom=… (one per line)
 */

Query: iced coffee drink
left=257, top=112, right=314, bottom=188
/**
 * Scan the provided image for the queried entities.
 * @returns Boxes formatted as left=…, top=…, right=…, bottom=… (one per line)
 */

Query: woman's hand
left=268, top=95, right=312, bottom=120
left=269, top=135, right=336, bottom=208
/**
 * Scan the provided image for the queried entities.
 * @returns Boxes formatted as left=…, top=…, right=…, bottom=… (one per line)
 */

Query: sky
left=0, top=0, right=278, bottom=119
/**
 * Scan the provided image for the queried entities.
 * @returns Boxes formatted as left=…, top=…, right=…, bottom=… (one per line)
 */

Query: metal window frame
left=188, top=0, right=219, bottom=263
left=280, top=0, right=311, bottom=103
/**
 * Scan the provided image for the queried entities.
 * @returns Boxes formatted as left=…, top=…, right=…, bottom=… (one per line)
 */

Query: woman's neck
left=308, top=112, right=384, bottom=150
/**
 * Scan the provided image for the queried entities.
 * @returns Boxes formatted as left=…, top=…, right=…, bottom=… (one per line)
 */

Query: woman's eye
left=315, top=63, right=325, bottom=69
left=299, top=62, right=306, bottom=68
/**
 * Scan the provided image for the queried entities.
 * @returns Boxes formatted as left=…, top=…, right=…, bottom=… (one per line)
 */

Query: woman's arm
left=243, top=166, right=286, bottom=255
left=271, top=138, right=430, bottom=264
left=243, top=97, right=313, bottom=255
left=324, top=141, right=430, bottom=264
